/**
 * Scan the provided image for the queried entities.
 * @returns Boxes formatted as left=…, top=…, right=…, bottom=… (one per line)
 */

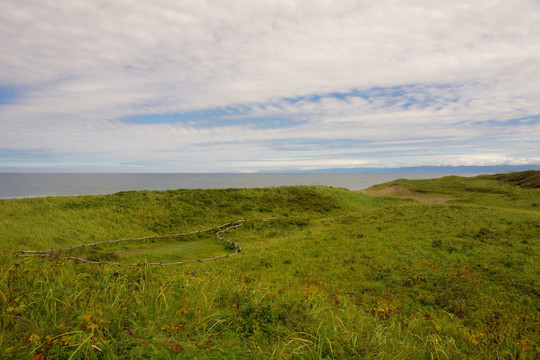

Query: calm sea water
left=0, top=173, right=475, bottom=199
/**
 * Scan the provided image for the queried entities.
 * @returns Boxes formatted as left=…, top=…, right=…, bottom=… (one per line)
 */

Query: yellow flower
left=28, top=334, right=41, bottom=345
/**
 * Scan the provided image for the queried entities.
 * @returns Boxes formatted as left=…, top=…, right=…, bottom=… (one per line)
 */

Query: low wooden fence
left=14, top=218, right=275, bottom=266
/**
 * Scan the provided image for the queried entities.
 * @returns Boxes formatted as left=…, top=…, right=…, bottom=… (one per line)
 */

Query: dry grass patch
left=357, top=183, right=456, bottom=204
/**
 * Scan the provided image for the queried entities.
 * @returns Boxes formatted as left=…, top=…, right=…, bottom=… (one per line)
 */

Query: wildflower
left=206, top=339, right=211, bottom=344
left=337, top=353, right=341, bottom=356
left=423, top=313, right=431, bottom=320
left=113, top=272, right=119, bottom=277
left=28, top=334, right=41, bottom=344
left=128, top=330, right=133, bottom=335
left=34, top=355, right=42, bottom=360
left=195, top=341, right=200, bottom=347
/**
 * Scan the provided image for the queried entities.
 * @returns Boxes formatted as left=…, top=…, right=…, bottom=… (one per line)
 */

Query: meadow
left=0, top=172, right=538, bottom=359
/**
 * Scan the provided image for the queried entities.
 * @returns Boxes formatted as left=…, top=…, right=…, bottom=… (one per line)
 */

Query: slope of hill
left=494, top=170, right=540, bottom=188
left=0, top=174, right=538, bottom=359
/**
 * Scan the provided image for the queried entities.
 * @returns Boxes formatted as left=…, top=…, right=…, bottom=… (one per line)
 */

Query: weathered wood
left=14, top=218, right=272, bottom=266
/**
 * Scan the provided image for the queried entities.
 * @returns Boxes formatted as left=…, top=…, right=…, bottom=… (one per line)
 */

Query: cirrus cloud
left=0, top=0, right=539, bottom=172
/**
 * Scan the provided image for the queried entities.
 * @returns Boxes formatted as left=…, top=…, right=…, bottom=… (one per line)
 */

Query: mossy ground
left=0, top=173, right=538, bottom=359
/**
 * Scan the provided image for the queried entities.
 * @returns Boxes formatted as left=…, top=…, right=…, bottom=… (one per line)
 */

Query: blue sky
left=1, top=0, right=539, bottom=172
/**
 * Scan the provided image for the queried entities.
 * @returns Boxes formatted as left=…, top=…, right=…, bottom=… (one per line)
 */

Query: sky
left=1, top=0, right=539, bottom=173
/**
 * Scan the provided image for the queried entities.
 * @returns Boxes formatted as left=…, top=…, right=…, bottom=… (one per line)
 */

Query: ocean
left=0, top=172, right=476, bottom=199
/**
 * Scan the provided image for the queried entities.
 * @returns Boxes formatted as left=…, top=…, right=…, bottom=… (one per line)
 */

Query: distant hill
left=264, top=164, right=540, bottom=174
left=494, top=170, right=540, bottom=188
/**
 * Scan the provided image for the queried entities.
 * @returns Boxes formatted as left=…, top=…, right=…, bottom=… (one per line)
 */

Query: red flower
left=206, top=339, right=211, bottom=344
left=113, top=272, right=119, bottom=277
left=35, top=355, right=42, bottom=360
left=337, top=353, right=341, bottom=356
left=195, top=341, right=200, bottom=347
left=128, top=330, right=133, bottom=335
left=423, top=313, right=431, bottom=319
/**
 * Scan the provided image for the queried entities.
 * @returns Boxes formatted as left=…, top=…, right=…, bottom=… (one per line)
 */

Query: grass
left=495, top=170, right=540, bottom=188
left=74, top=232, right=231, bottom=264
left=0, top=173, right=539, bottom=359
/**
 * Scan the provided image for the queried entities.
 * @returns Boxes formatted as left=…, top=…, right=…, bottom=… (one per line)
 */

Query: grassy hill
left=0, top=173, right=538, bottom=359
left=494, top=170, right=540, bottom=188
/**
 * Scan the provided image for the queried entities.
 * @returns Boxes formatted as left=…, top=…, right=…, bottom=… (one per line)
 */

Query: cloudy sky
left=1, top=0, right=539, bottom=172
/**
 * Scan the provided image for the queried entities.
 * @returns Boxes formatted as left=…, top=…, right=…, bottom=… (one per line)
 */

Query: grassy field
left=0, top=172, right=538, bottom=359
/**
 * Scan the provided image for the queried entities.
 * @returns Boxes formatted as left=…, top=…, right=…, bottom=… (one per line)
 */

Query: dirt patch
left=356, top=184, right=455, bottom=204
left=358, top=184, right=413, bottom=196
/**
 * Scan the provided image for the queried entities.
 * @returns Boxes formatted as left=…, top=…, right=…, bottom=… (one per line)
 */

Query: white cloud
left=0, top=0, right=539, bottom=171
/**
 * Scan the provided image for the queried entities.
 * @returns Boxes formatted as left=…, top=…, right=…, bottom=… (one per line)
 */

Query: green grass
left=495, top=170, right=540, bottom=188
left=0, top=175, right=538, bottom=359
left=74, top=232, right=232, bottom=264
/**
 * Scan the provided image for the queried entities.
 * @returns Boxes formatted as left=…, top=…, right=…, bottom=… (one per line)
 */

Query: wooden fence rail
left=13, top=218, right=275, bottom=266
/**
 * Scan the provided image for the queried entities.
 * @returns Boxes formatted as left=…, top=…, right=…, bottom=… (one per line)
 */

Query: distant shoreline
left=0, top=172, right=486, bottom=200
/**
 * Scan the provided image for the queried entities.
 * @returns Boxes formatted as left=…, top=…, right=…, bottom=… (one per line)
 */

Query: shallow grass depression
left=67, top=232, right=230, bottom=264
left=0, top=173, right=539, bottom=359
